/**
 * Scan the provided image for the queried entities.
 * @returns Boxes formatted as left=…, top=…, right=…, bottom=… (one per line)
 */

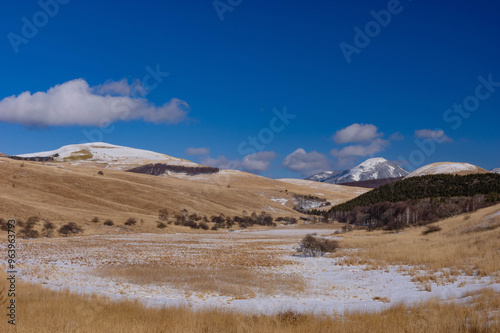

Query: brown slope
left=0, top=157, right=368, bottom=230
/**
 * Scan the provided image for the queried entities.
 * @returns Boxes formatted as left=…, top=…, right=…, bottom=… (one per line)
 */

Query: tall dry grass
left=0, top=273, right=498, bottom=333
left=97, top=264, right=305, bottom=298
left=332, top=204, right=500, bottom=283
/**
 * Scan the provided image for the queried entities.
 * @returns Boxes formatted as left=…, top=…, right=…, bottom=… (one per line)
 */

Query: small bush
left=297, top=234, right=339, bottom=257
left=20, top=216, right=40, bottom=238
left=277, top=310, right=307, bottom=325
left=91, top=217, right=100, bottom=223
left=97, top=171, right=104, bottom=175
left=124, top=218, right=137, bottom=226
left=58, top=222, right=83, bottom=236
left=103, top=219, right=114, bottom=226
left=0, top=218, right=7, bottom=231
left=199, top=221, right=209, bottom=230
left=422, top=225, right=442, bottom=235
left=41, top=220, right=55, bottom=237
left=156, top=221, right=167, bottom=229
left=158, top=208, right=169, bottom=222
left=184, top=220, right=198, bottom=229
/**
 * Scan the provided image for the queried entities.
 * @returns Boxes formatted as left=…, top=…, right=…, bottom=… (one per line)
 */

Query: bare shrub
left=41, top=220, right=55, bottom=237
left=0, top=218, right=7, bottom=231
left=158, top=208, right=169, bottom=222
left=422, top=225, right=442, bottom=235
left=156, top=221, right=167, bottom=229
left=103, top=219, right=114, bottom=227
left=297, top=234, right=339, bottom=257
left=58, top=222, right=83, bottom=236
left=91, top=217, right=100, bottom=223
left=124, top=218, right=137, bottom=226
left=20, top=216, right=40, bottom=238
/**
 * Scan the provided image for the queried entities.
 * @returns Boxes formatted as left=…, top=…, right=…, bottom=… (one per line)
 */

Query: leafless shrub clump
left=20, top=216, right=40, bottom=238
left=91, top=216, right=100, bottom=223
left=421, top=225, right=442, bottom=235
left=124, top=218, right=137, bottom=226
left=41, top=220, right=55, bottom=237
left=58, top=222, right=83, bottom=236
left=104, top=219, right=114, bottom=226
left=297, top=234, right=339, bottom=257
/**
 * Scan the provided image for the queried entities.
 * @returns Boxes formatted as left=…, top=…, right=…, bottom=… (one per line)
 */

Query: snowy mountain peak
left=15, top=142, right=198, bottom=168
left=491, top=168, right=500, bottom=174
left=406, top=162, right=489, bottom=177
left=306, top=157, right=409, bottom=184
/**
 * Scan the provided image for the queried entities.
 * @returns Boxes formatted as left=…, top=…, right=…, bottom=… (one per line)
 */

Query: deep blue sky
left=0, top=0, right=499, bottom=178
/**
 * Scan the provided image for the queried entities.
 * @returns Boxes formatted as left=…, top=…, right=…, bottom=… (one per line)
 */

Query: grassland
left=0, top=275, right=498, bottom=333
left=331, top=203, right=500, bottom=286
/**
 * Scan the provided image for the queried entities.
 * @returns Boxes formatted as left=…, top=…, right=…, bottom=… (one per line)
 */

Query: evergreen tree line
left=324, top=174, right=500, bottom=230
left=330, top=174, right=500, bottom=212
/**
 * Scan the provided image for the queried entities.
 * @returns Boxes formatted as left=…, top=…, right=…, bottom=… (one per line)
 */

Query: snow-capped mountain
left=305, top=170, right=344, bottom=182
left=15, top=142, right=198, bottom=168
left=491, top=168, right=500, bottom=174
left=406, top=162, right=489, bottom=178
left=306, top=158, right=409, bottom=184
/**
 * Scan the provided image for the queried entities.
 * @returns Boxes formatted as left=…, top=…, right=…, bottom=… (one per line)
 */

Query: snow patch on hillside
left=16, top=142, right=198, bottom=167
left=407, top=162, right=485, bottom=177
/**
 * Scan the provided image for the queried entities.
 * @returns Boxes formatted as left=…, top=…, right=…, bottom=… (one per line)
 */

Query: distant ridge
left=406, top=162, right=489, bottom=178
left=306, top=158, right=409, bottom=184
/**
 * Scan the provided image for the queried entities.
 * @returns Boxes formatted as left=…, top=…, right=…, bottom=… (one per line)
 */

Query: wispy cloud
left=390, top=132, right=404, bottom=141
left=0, top=79, right=189, bottom=126
left=415, top=129, right=452, bottom=143
left=202, top=151, right=277, bottom=174
left=185, top=147, right=210, bottom=156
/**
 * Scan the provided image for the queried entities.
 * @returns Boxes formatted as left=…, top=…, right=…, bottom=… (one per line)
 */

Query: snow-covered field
left=8, top=227, right=498, bottom=316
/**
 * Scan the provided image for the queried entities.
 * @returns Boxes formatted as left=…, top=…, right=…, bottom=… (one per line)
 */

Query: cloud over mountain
left=282, top=148, right=331, bottom=176
left=0, top=79, right=189, bottom=126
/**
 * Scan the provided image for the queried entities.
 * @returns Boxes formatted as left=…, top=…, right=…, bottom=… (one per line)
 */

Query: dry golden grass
left=332, top=204, right=500, bottom=283
left=0, top=273, right=498, bottom=333
left=98, top=264, right=305, bottom=298
left=0, top=156, right=367, bottom=237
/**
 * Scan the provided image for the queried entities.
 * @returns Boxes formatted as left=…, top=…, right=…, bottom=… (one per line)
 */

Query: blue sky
left=0, top=0, right=499, bottom=178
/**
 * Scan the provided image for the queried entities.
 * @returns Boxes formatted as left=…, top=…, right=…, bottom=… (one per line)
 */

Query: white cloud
left=282, top=148, right=331, bottom=176
left=330, top=138, right=390, bottom=158
left=330, top=138, right=390, bottom=167
left=0, top=79, right=189, bottom=126
left=93, top=79, right=146, bottom=96
left=185, top=147, right=210, bottom=156
left=202, top=151, right=276, bottom=174
left=333, top=123, right=382, bottom=144
left=390, top=132, right=404, bottom=141
left=415, top=129, right=452, bottom=143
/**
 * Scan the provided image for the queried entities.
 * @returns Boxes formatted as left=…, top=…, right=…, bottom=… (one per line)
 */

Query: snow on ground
left=15, top=142, right=198, bottom=167
left=407, top=162, right=483, bottom=177
left=6, top=229, right=499, bottom=316
left=271, top=198, right=288, bottom=206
